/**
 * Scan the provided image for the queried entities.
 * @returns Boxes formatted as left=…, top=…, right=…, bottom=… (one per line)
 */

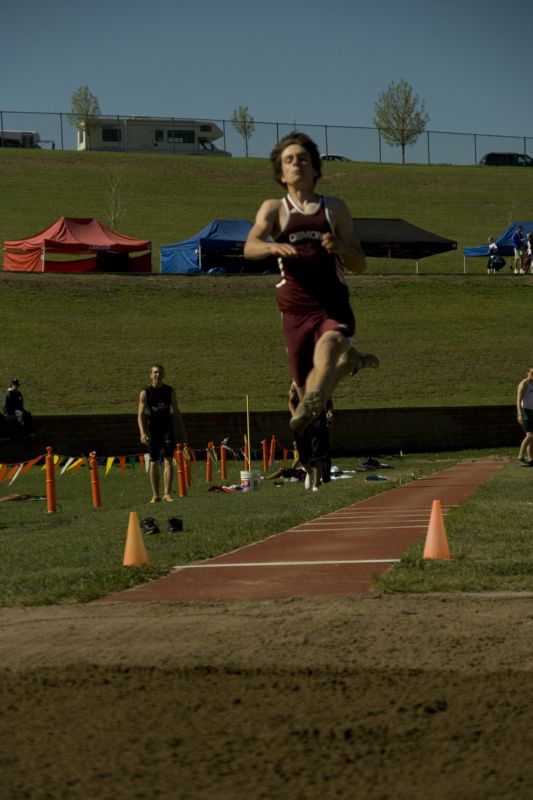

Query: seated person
left=487, top=236, right=502, bottom=274
left=3, top=378, right=34, bottom=439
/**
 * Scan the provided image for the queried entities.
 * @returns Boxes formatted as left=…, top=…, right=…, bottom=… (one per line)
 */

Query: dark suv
left=479, top=152, right=533, bottom=167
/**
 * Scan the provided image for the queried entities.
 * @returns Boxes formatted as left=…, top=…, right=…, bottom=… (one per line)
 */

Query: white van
left=77, top=117, right=231, bottom=156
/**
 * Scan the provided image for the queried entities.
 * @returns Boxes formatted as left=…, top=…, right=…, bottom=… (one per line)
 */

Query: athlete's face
left=151, top=367, right=164, bottom=387
left=280, top=144, right=317, bottom=188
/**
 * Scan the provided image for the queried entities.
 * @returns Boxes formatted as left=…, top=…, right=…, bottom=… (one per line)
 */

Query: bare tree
left=69, top=86, right=101, bottom=151
left=231, top=106, right=255, bottom=157
left=373, top=79, right=429, bottom=164
left=105, top=173, right=127, bottom=230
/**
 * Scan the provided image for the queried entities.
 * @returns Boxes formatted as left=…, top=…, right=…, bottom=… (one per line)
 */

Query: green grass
left=376, top=451, right=533, bottom=593
left=0, top=451, right=448, bottom=606
left=1, top=272, right=532, bottom=413
left=2, top=149, right=533, bottom=414
left=2, top=148, right=533, bottom=272
left=2, top=151, right=533, bottom=604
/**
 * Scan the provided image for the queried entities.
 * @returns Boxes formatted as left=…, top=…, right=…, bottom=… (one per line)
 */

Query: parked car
left=479, top=152, right=533, bottom=167
left=320, top=154, right=352, bottom=162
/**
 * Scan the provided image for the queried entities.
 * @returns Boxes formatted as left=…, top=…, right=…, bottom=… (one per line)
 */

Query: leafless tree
left=373, top=79, right=429, bottom=164
left=231, top=106, right=255, bottom=157
left=69, top=86, right=101, bottom=150
left=105, top=173, right=127, bottom=230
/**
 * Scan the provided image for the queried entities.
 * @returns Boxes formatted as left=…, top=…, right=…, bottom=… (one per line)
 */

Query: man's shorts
left=148, top=427, right=175, bottom=461
left=282, top=307, right=355, bottom=387
left=521, top=408, right=533, bottom=433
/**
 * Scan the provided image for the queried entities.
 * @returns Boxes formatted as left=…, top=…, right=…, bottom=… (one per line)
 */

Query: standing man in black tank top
left=244, top=132, right=378, bottom=433
left=138, top=365, right=187, bottom=503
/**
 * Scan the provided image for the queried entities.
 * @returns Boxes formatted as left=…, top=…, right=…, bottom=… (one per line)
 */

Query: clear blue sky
left=0, top=0, right=530, bottom=150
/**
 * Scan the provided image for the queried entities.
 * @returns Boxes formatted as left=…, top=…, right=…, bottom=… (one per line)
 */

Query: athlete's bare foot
left=338, top=346, right=380, bottom=375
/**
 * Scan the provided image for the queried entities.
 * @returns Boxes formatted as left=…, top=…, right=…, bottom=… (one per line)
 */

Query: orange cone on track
left=423, top=499, right=451, bottom=560
left=123, top=511, right=149, bottom=567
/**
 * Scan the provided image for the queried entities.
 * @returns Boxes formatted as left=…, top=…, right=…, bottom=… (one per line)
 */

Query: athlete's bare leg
left=149, top=462, right=161, bottom=502
left=290, top=332, right=378, bottom=432
left=162, top=458, right=174, bottom=501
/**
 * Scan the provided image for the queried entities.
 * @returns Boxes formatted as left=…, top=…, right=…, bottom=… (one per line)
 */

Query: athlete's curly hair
left=270, top=132, right=322, bottom=187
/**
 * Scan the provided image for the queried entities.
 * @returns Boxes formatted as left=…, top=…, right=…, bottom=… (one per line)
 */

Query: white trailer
left=77, top=117, right=231, bottom=156
left=0, top=130, right=41, bottom=148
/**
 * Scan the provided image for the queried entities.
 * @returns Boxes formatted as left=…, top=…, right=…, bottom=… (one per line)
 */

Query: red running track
left=103, top=460, right=505, bottom=603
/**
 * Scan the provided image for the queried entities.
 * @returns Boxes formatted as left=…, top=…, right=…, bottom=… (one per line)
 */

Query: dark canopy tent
left=3, top=217, right=151, bottom=273
left=353, top=218, right=457, bottom=267
left=161, top=219, right=275, bottom=274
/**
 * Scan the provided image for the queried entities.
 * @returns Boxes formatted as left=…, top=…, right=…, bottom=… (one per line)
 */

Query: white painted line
left=174, top=559, right=400, bottom=569
left=290, top=524, right=427, bottom=530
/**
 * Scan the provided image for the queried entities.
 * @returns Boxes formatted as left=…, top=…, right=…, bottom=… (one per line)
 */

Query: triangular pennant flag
left=60, top=457, right=75, bottom=476
left=8, top=463, right=24, bottom=485
left=105, top=457, right=115, bottom=477
left=68, top=457, right=87, bottom=473
left=19, top=454, right=44, bottom=476
left=0, top=464, right=8, bottom=483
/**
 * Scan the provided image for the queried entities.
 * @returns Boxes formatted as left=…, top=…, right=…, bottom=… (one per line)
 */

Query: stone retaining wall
left=0, top=405, right=519, bottom=463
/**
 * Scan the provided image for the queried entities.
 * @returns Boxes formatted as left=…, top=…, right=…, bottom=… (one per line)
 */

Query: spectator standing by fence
left=516, top=367, right=533, bottom=464
left=512, top=226, right=525, bottom=274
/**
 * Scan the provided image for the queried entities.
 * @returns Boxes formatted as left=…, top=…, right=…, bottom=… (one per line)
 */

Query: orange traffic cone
left=123, top=511, right=149, bottom=567
left=423, top=499, right=451, bottom=560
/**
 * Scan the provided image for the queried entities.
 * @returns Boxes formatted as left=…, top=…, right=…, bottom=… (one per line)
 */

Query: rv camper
left=77, top=117, right=231, bottom=156
left=0, top=130, right=41, bottom=148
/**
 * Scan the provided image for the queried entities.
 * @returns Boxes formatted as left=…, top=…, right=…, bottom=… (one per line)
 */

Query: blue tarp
left=160, top=219, right=253, bottom=274
left=463, top=221, right=533, bottom=257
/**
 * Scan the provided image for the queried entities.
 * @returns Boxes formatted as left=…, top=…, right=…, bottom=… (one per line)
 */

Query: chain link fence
left=1, top=109, right=533, bottom=166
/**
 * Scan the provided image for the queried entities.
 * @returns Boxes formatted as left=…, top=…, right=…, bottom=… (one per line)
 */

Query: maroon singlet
left=275, top=195, right=350, bottom=314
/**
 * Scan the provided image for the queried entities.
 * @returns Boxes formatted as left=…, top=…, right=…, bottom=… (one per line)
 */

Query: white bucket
left=240, top=470, right=260, bottom=492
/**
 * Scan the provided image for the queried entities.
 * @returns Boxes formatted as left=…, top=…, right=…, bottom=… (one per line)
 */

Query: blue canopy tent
left=161, top=219, right=259, bottom=274
left=463, top=221, right=533, bottom=272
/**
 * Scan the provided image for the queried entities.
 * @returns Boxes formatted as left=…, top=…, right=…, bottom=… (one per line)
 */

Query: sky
left=0, top=0, right=531, bottom=158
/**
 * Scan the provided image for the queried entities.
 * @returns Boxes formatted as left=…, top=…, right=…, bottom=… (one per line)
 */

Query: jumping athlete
left=137, top=365, right=187, bottom=503
left=244, top=132, right=378, bottom=433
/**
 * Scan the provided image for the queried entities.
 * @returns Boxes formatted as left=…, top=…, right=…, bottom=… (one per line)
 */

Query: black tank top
left=145, top=384, right=173, bottom=429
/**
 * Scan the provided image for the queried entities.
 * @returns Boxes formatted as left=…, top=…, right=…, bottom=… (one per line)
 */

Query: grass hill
left=2, top=149, right=533, bottom=271
left=1, top=150, right=533, bottom=415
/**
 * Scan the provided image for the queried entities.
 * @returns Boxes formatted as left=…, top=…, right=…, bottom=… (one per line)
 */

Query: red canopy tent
left=3, top=217, right=152, bottom=273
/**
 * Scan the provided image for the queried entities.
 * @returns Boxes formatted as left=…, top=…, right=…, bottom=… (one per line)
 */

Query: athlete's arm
left=138, top=390, right=150, bottom=444
left=244, top=200, right=298, bottom=260
left=517, top=380, right=526, bottom=421
left=322, top=197, right=367, bottom=274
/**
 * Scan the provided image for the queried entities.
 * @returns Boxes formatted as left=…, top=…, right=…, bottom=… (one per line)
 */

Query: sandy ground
left=3, top=595, right=533, bottom=800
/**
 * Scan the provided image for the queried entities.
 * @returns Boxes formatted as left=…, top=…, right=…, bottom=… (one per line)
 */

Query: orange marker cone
left=123, top=511, right=149, bottom=567
left=423, top=499, right=451, bottom=560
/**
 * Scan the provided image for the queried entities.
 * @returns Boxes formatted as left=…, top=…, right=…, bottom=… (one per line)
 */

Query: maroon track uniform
left=275, top=195, right=355, bottom=386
